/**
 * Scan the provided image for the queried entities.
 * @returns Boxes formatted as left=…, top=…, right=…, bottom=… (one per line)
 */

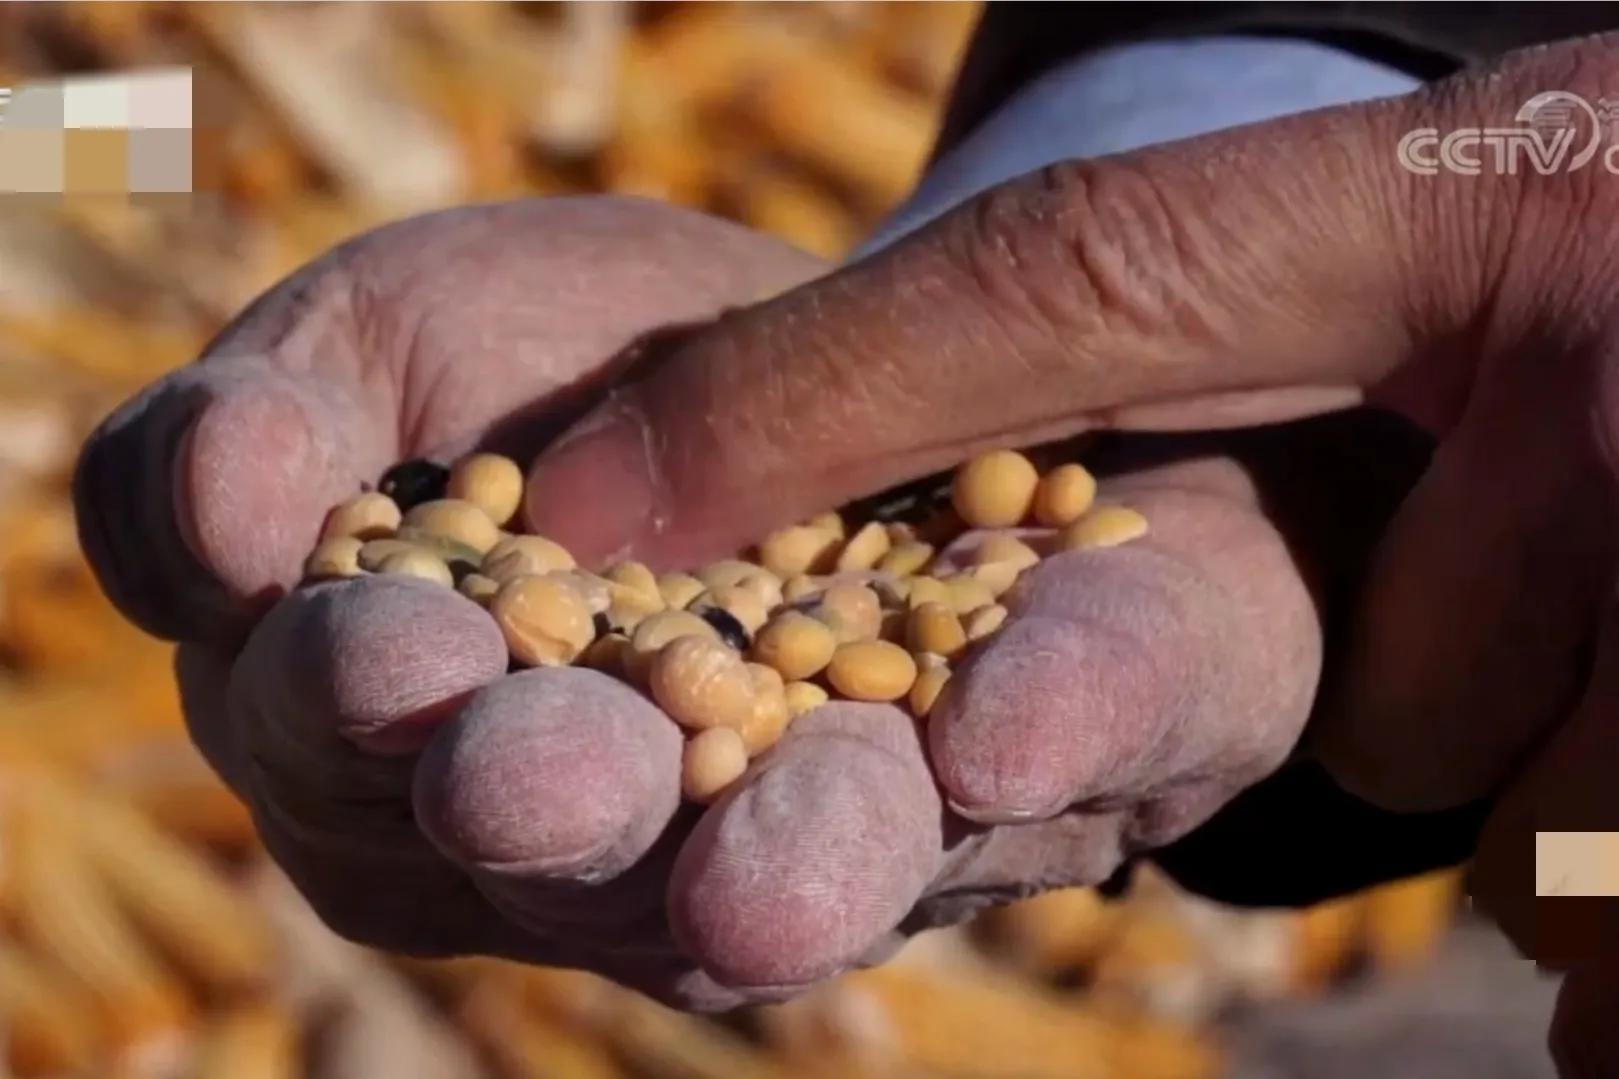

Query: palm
left=80, top=197, right=1357, bottom=1007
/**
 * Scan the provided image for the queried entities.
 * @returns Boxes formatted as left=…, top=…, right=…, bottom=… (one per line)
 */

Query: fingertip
left=668, top=703, right=940, bottom=989
left=927, top=592, right=1167, bottom=821
left=413, top=667, right=682, bottom=883
left=237, top=575, right=508, bottom=756
left=179, top=373, right=377, bottom=616
left=323, top=577, right=510, bottom=754
left=523, top=391, right=674, bottom=568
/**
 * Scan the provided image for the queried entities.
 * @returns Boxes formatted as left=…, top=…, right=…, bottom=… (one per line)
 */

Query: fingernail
left=945, top=797, right=1063, bottom=825
left=525, top=392, right=663, bottom=564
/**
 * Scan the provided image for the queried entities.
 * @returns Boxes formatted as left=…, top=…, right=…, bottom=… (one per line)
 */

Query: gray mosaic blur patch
left=1228, top=919, right=1560, bottom=1079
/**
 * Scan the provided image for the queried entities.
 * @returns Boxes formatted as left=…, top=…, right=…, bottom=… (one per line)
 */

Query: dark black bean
left=378, top=459, right=449, bottom=511
left=698, top=606, right=750, bottom=651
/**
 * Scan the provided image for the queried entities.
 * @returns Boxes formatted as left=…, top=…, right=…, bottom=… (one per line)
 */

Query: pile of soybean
left=302, top=449, right=1148, bottom=804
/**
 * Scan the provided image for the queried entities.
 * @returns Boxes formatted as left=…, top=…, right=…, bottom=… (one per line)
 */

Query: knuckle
left=949, top=159, right=1206, bottom=350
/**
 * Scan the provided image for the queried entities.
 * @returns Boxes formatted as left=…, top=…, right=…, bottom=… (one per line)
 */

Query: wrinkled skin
left=78, top=197, right=1325, bottom=1008
left=74, top=36, right=1619, bottom=1068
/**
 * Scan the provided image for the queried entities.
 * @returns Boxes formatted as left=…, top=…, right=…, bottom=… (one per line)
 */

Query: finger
left=928, top=460, right=1319, bottom=824
left=229, top=576, right=511, bottom=954
left=524, top=39, right=1611, bottom=566
left=76, top=199, right=824, bottom=639
left=667, top=703, right=943, bottom=990
left=1315, top=342, right=1619, bottom=811
left=75, top=357, right=387, bottom=640
left=412, top=667, right=683, bottom=923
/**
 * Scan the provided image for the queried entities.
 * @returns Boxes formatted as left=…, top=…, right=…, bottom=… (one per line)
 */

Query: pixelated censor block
left=1537, top=832, right=1619, bottom=896
left=0, top=68, right=192, bottom=195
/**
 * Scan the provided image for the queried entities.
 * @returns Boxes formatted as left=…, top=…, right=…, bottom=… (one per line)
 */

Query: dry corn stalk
left=797, top=961, right=1220, bottom=1079
left=0, top=938, right=97, bottom=1077
left=194, top=999, right=300, bottom=1079
left=34, top=774, right=273, bottom=994
left=1362, top=870, right=1463, bottom=974
left=5, top=777, right=193, bottom=1051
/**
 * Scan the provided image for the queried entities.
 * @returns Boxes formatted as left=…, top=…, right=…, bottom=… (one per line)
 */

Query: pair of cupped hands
left=73, top=38, right=1619, bottom=1071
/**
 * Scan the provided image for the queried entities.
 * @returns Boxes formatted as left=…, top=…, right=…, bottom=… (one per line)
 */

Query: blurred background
left=0, top=3, right=1552, bottom=1077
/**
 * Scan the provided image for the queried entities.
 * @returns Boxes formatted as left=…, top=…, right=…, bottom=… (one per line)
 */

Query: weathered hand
left=496, top=33, right=1619, bottom=1065
left=76, top=36, right=1619, bottom=1052
left=74, top=193, right=1344, bottom=1009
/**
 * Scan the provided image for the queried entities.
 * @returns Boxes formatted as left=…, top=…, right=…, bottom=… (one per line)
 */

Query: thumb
left=525, top=37, right=1617, bottom=568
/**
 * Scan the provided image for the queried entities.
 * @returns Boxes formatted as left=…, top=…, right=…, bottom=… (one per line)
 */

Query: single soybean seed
left=604, top=584, right=664, bottom=634
left=560, top=570, right=612, bottom=614
left=627, top=610, right=720, bottom=684
left=826, top=640, right=918, bottom=702
left=305, top=536, right=365, bottom=579
left=447, top=453, right=525, bottom=527
left=376, top=548, right=454, bottom=587
left=691, top=583, right=769, bottom=634
left=481, top=535, right=576, bottom=582
left=758, top=525, right=841, bottom=578
left=781, top=574, right=824, bottom=603
left=650, top=636, right=757, bottom=732
left=751, top=611, right=836, bottom=680
left=737, top=571, right=784, bottom=610
left=806, top=510, right=845, bottom=538
left=877, top=541, right=934, bottom=577
left=657, top=572, right=707, bottom=610
left=378, top=458, right=449, bottom=512
left=682, top=727, right=749, bottom=804
left=952, top=449, right=1039, bottom=529
left=1056, top=505, right=1150, bottom=551
left=910, top=666, right=951, bottom=718
left=906, top=576, right=951, bottom=611
left=321, top=492, right=402, bottom=542
left=604, top=561, right=661, bottom=604
left=696, top=560, right=782, bottom=611
left=1033, top=463, right=1097, bottom=527
left=810, top=583, right=882, bottom=643
left=358, top=538, right=418, bottom=572
left=784, top=680, right=829, bottom=717
left=739, top=663, right=790, bottom=754
left=697, top=605, right=752, bottom=651
left=697, top=559, right=770, bottom=590
left=457, top=572, right=500, bottom=606
left=974, top=533, right=1040, bottom=571
left=834, top=521, right=891, bottom=572
left=945, top=576, right=998, bottom=615
left=492, top=575, right=594, bottom=667
left=907, top=602, right=966, bottom=659
left=963, top=603, right=1009, bottom=641
left=885, top=521, right=919, bottom=545
left=401, top=499, right=501, bottom=555
left=963, top=561, right=1022, bottom=599
left=395, top=527, right=484, bottom=576
left=872, top=576, right=911, bottom=610
left=579, top=632, right=630, bottom=674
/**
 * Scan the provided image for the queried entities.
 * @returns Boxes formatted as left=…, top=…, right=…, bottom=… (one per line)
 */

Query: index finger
left=526, top=38, right=1610, bottom=568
